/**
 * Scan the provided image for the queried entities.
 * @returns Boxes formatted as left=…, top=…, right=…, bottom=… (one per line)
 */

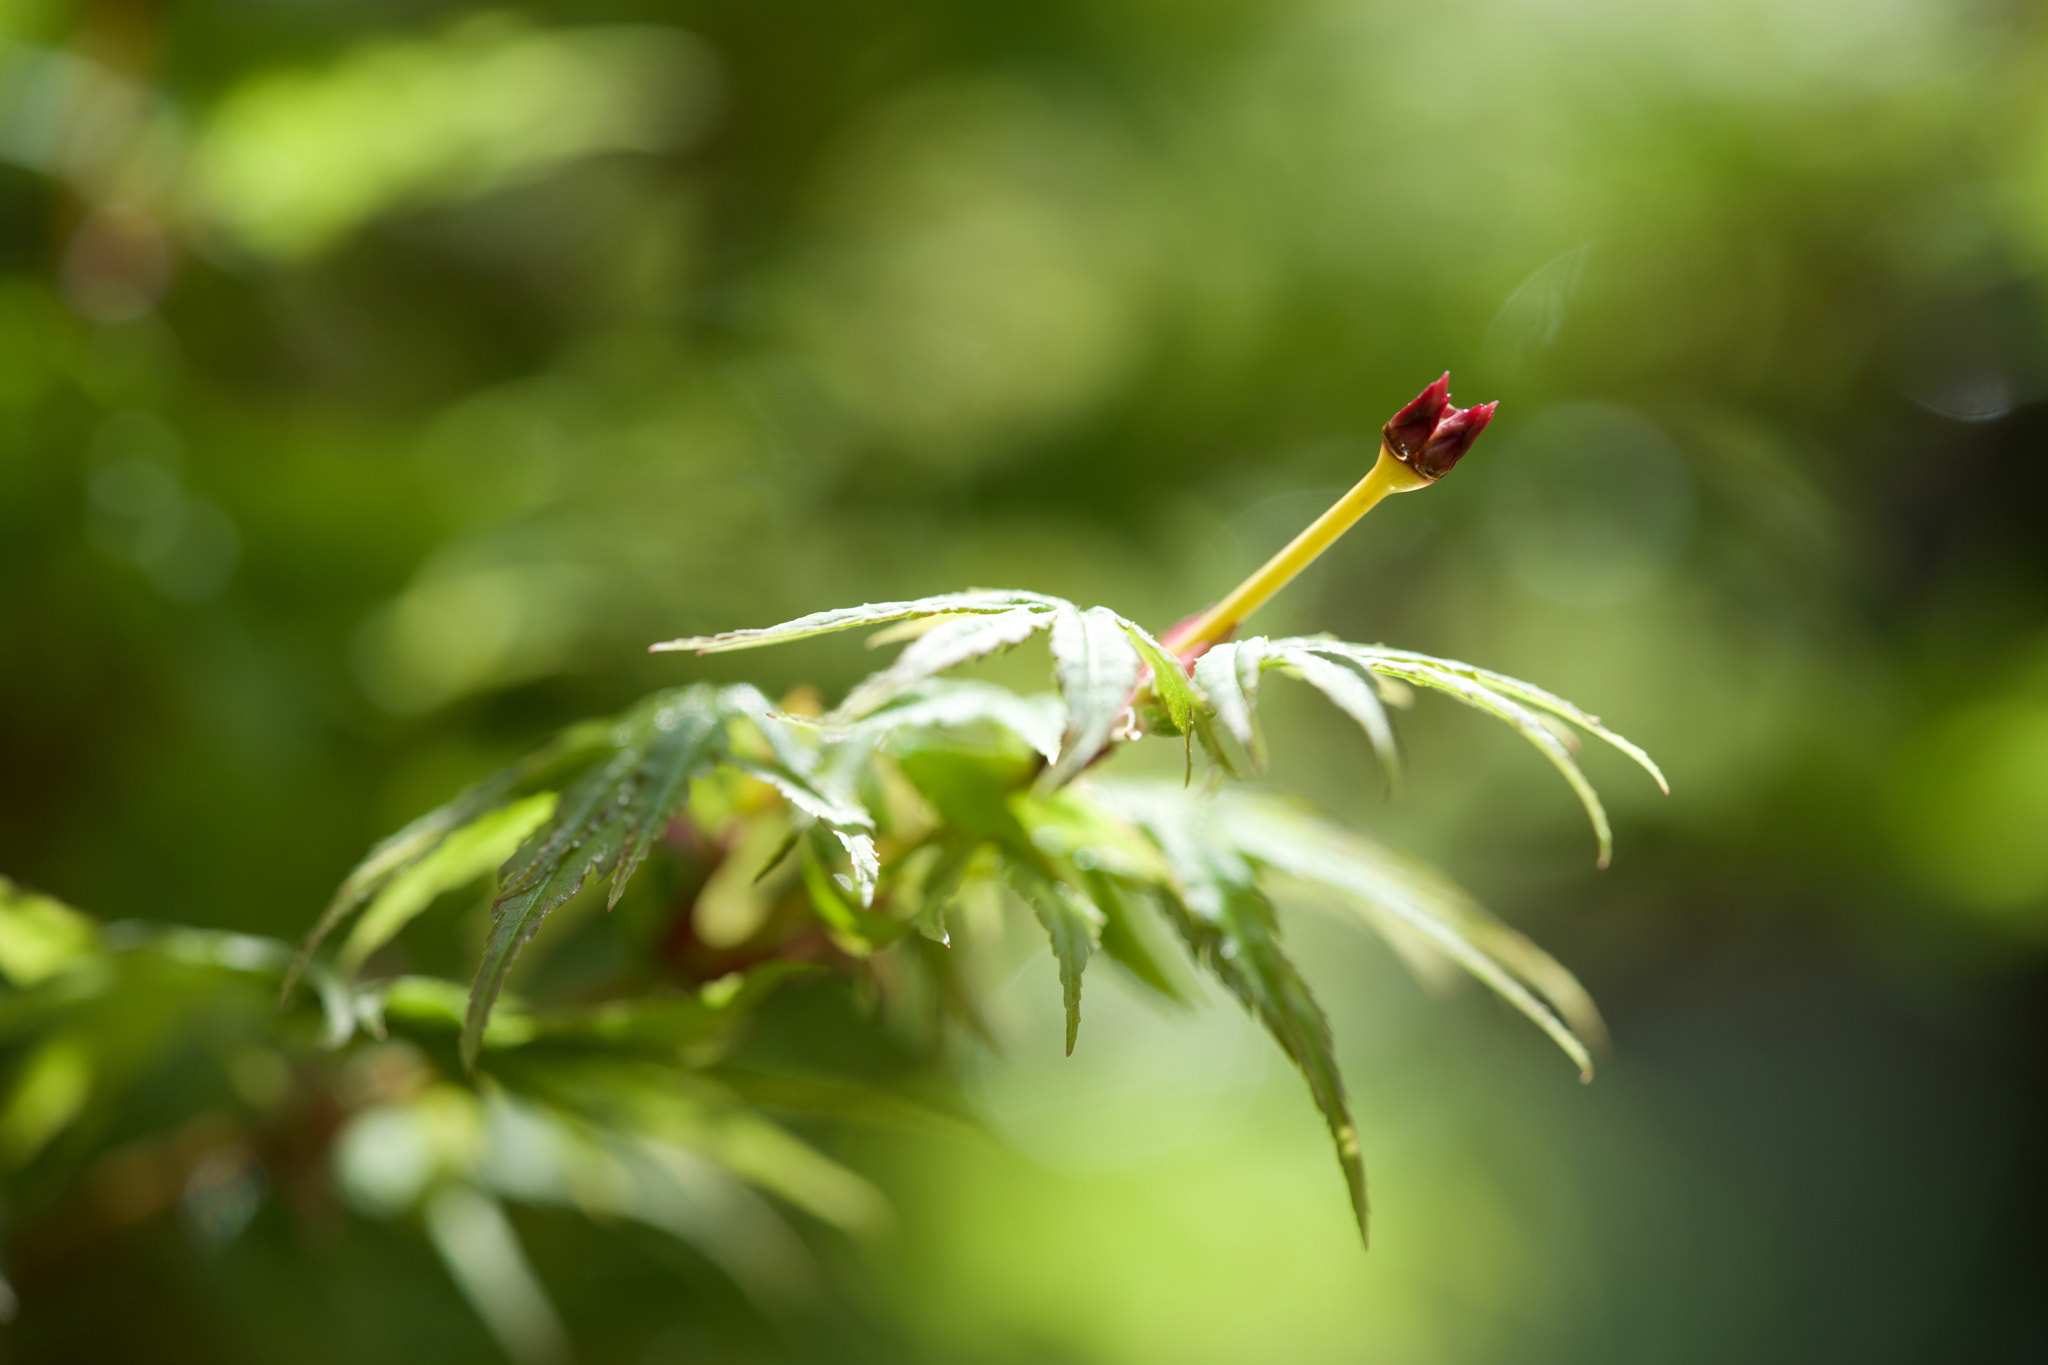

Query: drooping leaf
left=1005, top=864, right=1103, bottom=1055
left=1270, top=645, right=1400, bottom=786
left=286, top=718, right=615, bottom=999
left=732, top=760, right=873, bottom=832
left=609, top=697, right=727, bottom=908
left=824, top=681, right=1066, bottom=763
left=1083, top=869, right=1194, bottom=1005
left=339, top=792, right=558, bottom=974
left=1192, top=639, right=1270, bottom=775
left=650, top=590, right=1061, bottom=655
left=468, top=807, right=635, bottom=1070
left=1112, top=796, right=1368, bottom=1242
left=1042, top=605, right=1144, bottom=790
left=1192, top=785, right=1603, bottom=1075
left=1270, top=638, right=1665, bottom=854
left=1352, top=646, right=1667, bottom=793
left=795, top=829, right=900, bottom=955
left=834, top=608, right=1055, bottom=720
left=463, top=688, right=733, bottom=1070
left=1350, top=656, right=1616, bottom=867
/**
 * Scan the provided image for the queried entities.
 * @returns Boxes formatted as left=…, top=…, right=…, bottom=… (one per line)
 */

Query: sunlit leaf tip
left=648, top=590, right=1062, bottom=655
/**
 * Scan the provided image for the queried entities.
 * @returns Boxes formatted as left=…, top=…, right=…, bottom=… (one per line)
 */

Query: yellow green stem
left=1166, top=443, right=1433, bottom=655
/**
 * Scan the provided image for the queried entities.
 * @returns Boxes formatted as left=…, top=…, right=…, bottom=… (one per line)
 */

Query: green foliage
left=0, top=581, right=1653, bottom=1338
left=280, top=587, right=1658, bottom=1245
left=0, top=880, right=892, bottom=1357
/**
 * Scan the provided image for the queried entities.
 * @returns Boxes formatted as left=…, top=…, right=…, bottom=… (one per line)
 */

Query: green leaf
left=1042, top=605, right=1144, bottom=791
left=496, top=747, right=643, bottom=900
left=286, top=718, right=614, bottom=1000
left=1351, top=646, right=1667, bottom=793
left=796, top=830, right=900, bottom=954
left=1270, top=645, right=1400, bottom=787
left=904, top=838, right=978, bottom=943
left=650, top=590, right=1061, bottom=655
left=834, top=608, right=1055, bottom=720
left=1009, top=787, right=1174, bottom=885
left=833, top=830, right=880, bottom=908
left=463, top=687, right=730, bottom=1071
left=1005, top=864, right=1103, bottom=1055
left=719, top=682, right=824, bottom=777
left=1191, top=640, right=1252, bottom=747
left=1192, top=639, right=1270, bottom=774
left=1352, top=656, right=1616, bottom=867
left=1116, top=800, right=1368, bottom=1243
left=822, top=681, right=1066, bottom=762
left=1270, top=638, right=1665, bottom=861
left=1118, top=620, right=1198, bottom=736
left=1202, top=786, right=1603, bottom=1076
left=609, top=697, right=726, bottom=907
left=338, top=792, right=557, bottom=974
left=528, top=962, right=822, bottom=1052
left=896, top=744, right=1039, bottom=843
left=1084, top=870, right=1195, bottom=1005
left=731, top=760, right=873, bottom=832
left=467, top=807, right=634, bottom=1071
left=379, top=974, right=533, bottom=1048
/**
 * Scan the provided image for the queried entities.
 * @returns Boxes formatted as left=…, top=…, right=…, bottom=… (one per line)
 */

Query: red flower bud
left=1382, top=372, right=1451, bottom=460
left=1382, top=374, right=1496, bottom=481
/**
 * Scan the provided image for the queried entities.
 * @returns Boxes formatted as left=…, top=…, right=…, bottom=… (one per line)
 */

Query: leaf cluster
left=0, top=877, right=900, bottom=1346
left=283, top=589, right=1662, bottom=1243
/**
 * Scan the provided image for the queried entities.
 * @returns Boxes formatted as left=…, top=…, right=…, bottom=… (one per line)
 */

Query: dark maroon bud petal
left=1382, top=372, right=1451, bottom=459
left=1412, top=400, right=1496, bottom=479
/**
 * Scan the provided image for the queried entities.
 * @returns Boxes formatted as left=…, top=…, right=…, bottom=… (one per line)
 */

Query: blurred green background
left=5, top=0, right=2048, bottom=1361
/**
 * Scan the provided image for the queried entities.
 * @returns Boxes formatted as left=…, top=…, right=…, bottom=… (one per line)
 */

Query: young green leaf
left=1083, top=870, right=1195, bottom=1005
left=468, top=805, right=635, bottom=1070
left=1192, top=641, right=1253, bottom=749
left=1100, top=787, right=1368, bottom=1243
left=1353, top=657, right=1616, bottom=867
left=823, top=681, right=1066, bottom=763
left=1005, top=863, right=1103, bottom=1055
left=1353, top=646, right=1667, bottom=793
left=1192, top=639, right=1271, bottom=774
left=462, top=688, right=735, bottom=1070
left=1203, top=786, right=1603, bottom=1075
left=608, top=696, right=727, bottom=909
left=650, top=590, right=1061, bottom=655
left=834, top=608, right=1055, bottom=720
left=1118, top=620, right=1199, bottom=736
left=1042, top=605, right=1144, bottom=790
left=286, top=719, right=615, bottom=1000
left=339, top=792, right=557, bottom=974
left=1270, top=645, right=1400, bottom=786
